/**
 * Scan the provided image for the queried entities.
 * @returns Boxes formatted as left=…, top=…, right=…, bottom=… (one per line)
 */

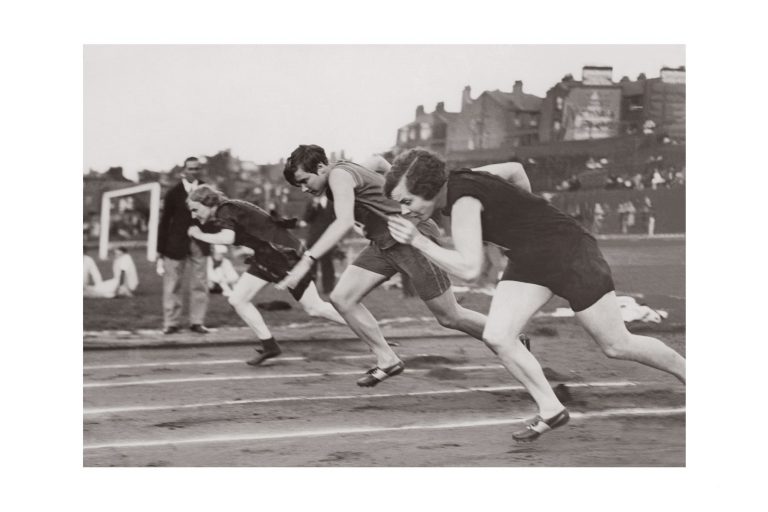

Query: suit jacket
left=303, top=199, right=336, bottom=246
left=157, top=181, right=211, bottom=260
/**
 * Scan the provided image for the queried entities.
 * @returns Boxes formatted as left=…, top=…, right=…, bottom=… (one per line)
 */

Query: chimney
left=435, top=101, right=445, bottom=113
left=416, top=105, right=425, bottom=117
left=513, top=80, right=523, bottom=94
left=462, top=85, right=472, bottom=108
left=582, top=66, right=613, bottom=85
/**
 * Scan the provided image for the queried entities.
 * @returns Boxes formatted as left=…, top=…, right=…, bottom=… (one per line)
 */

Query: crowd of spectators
left=563, top=196, right=657, bottom=236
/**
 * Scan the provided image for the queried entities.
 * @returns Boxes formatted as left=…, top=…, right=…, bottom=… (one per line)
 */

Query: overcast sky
left=84, top=45, right=684, bottom=180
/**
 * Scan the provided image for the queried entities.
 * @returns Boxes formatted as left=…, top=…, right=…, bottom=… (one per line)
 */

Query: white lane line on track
left=83, top=364, right=505, bottom=388
left=83, top=354, right=379, bottom=371
left=83, top=380, right=639, bottom=415
left=83, top=406, right=685, bottom=451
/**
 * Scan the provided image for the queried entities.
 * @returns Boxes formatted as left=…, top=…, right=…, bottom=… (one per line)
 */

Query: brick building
left=619, top=67, right=686, bottom=140
left=539, top=66, right=624, bottom=144
left=539, top=66, right=686, bottom=144
left=395, top=102, right=458, bottom=156
left=446, top=81, right=542, bottom=154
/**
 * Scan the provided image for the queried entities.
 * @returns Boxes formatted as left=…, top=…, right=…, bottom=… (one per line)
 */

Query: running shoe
left=246, top=347, right=282, bottom=366
left=356, top=361, right=405, bottom=387
left=512, top=408, right=570, bottom=442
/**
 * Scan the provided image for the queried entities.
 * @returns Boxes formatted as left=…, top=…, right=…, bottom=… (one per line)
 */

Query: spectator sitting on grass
left=83, top=247, right=139, bottom=299
left=207, top=244, right=239, bottom=297
left=83, top=248, right=102, bottom=290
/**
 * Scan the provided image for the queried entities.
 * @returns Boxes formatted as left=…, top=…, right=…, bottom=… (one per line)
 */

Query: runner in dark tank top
left=385, top=148, right=685, bottom=443
left=186, top=185, right=346, bottom=367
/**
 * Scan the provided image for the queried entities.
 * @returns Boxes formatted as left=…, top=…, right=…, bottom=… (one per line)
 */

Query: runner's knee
left=482, top=327, right=526, bottom=354
left=227, top=294, right=246, bottom=309
left=597, top=333, right=631, bottom=359
left=329, top=290, right=353, bottom=313
left=433, top=310, right=460, bottom=330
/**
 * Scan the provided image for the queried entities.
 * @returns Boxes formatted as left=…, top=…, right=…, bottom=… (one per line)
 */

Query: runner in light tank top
left=324, top=160, right=441, bottom=246
left=280, top=145, right=523, bottom=388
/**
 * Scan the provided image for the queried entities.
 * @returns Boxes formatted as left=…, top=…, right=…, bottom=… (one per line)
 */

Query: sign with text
left=562, top=87, right=622, bottom=140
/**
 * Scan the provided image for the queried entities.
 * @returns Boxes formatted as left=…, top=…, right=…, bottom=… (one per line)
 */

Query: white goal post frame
left=98, top=182, right=161, bottom=261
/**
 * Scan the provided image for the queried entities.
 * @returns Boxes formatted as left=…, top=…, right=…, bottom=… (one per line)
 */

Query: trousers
left=162, top=241, right=208, bottom=328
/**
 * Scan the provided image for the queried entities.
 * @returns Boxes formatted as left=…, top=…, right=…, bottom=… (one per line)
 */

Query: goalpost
left=98, top=182, right=161, bottom=261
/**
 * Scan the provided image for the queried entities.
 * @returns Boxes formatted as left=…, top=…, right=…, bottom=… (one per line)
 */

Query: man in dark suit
left=156, top=156, right=211, bottom=334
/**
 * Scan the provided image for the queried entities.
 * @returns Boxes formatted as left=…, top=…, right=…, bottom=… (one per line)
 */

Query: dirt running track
left=84, top=327, right=685, bottom=467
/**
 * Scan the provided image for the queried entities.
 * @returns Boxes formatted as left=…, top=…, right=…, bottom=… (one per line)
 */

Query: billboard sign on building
left=562, top=87, right=622, bottom=140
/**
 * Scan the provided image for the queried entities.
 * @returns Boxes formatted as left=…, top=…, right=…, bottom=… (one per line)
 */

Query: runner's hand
left=187, top=225, right=202, bottom=239
left=352, top=221, right=367, bottom=237
left=275, top=257, right=312, bottom=290
left=156, top=258, right=165, bottom=276
left=388, top=215, right=424, bottom=246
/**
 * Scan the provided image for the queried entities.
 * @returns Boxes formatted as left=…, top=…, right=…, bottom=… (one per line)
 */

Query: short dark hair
left=283, top=145, right=328, bottom=187
left=184, top=156, right=200, bottom=167
left=384, top=148, right=446, bottom=200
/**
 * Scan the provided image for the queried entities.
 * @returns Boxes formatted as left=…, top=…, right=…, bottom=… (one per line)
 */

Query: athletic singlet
left=325, top=161, right=404, bottom=248
left=443, top=169, right=590, bottom=255
left=210, top=199, right=303, bottom=254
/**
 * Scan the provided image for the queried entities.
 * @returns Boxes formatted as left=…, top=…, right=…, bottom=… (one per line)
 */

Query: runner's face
left=390, top=178, right=435, bottom=221
left=188, top=200, right=212, bottom=223
left=293, top=167, right=327, bottom=196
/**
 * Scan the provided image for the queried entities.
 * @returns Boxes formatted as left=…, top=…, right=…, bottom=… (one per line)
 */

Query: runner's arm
left=360, top=154, right=391, bottom=174
left=188, top=226, right=235, bottom=245
left=473, top=162, right=531, bottom=192
left=305, top=170, right=356, bottom=259
left=388, top=196, right=484, bottom=281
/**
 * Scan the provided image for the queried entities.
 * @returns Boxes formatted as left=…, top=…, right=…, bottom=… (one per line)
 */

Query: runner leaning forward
left=277, top=144, right=527, bottom=387
left=384, top=147, right=686, bottom=441
left=186, top=185, right=346, bottom=366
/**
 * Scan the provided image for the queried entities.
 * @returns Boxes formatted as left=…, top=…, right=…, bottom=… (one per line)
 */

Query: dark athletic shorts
left=352, top=242, right=451, bottom=301
left=244, top=243, right=315, bottom=301
left=500, top=233, right=615, bottom=312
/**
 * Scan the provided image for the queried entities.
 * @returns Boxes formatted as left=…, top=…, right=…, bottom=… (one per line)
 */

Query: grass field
left=83, top=237, right=685, bottom=332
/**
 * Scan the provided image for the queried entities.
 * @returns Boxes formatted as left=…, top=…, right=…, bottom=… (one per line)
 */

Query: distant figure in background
left=303, top=195, right=337, bottom=293
left=84, top=247, right=139, bottom=299
left=207, top=244, right=239, bottom=297
left=592, top=203, right=605, bottom=234
left=83, top=249, right=103, bottom=290
left=651, top=170, right=665, bottom=190
left=156, top=156, right=211, bottom=334
left=641, top=197, right=656, bottom=236
left=624, top=201, right=636, bottom=234
left=618, top=201, right=629, bottom=234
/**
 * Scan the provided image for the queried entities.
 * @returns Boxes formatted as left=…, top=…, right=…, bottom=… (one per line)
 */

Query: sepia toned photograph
left=83, top=44, right=686, bottom=467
